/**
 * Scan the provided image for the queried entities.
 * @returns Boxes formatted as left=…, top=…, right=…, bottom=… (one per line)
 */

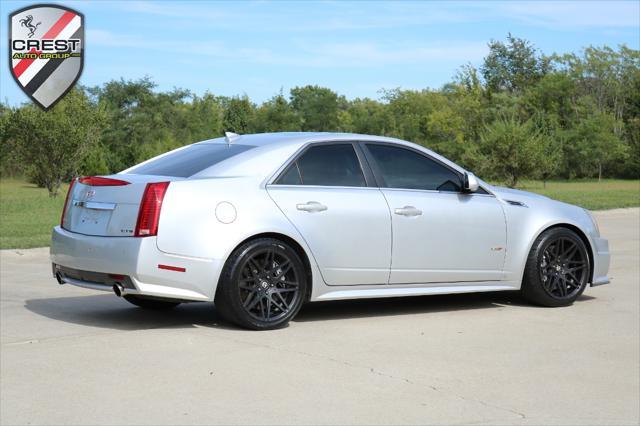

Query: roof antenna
left=224, top=131, right=240, bottom=145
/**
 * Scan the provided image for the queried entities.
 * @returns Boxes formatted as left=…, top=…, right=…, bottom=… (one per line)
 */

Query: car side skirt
left=312, top=281, right=519, bottom=301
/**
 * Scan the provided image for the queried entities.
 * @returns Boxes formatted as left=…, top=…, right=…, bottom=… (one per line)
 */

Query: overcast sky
left=1, top=0, right=638, bottom=106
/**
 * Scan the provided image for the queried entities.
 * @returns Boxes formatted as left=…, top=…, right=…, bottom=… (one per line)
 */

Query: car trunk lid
left=62, top=174, right=180, bottom=237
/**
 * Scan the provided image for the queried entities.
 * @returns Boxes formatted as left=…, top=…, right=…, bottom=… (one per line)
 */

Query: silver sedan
left=51, top=132, right=610, bottom=329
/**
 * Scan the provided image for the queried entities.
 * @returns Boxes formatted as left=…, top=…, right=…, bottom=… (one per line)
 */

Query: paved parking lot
left=1, top=208, right=638, bottom=425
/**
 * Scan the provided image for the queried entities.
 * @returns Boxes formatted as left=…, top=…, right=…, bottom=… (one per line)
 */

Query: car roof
left=196, top=132, right=409, bottom=149
left=190, top=131, right=469, bottom=180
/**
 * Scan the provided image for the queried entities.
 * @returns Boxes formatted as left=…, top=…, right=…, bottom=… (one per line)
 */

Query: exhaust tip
left=55, top=272, right=65, bottom=285
left=113, top=283, right=125, bottom=297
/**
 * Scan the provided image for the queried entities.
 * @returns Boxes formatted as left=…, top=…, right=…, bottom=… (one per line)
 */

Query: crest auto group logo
left=9, top=4, right=84, bottom=110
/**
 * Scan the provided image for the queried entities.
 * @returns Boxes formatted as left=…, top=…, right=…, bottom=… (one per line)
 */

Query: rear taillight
left=78, top=176, right=130, bottom=186
left=60, top=177, right=76, bottom=229
left=134, top=182, right=170, bottom=237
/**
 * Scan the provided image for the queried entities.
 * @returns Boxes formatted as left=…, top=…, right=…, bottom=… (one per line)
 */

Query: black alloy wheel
left=238, top=246, right=302, bottom=322
left=215, top=238, right=307, bottom=330
left=522, top=227, right=590, bottom=307
left=538, top=236, right=588, bottom=299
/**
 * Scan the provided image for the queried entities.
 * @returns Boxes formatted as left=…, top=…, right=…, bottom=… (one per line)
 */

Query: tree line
left=1, top=35, right=638, bottom=196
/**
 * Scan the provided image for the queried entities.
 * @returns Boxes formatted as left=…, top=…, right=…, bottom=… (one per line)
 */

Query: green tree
left=252, top=92, right=300, bottom=132
left=480, top=113, right=551, bottom=187
left=622, top=117, right=640, bottom=178
left=345, top=98, right=392, bottom=136
left=564, top=110, right=627, bottom=180
left=382, top=88, right=436, bottom=144
left=620, top=51, right=640, bottom=178
left=9, top=89, right=105, bottom=196
left=553, top=45, right=639, bottom=178
left=222, top=96, right=254, bottom=133
left=89, top=77, right=192, bottom=171
left=529, top=112, right=563, bottom=187
left=482, top=34, right=550, bottom=95
left=290, top=85, right=341, bottom=131
left=188, top=92, right=224, bottom=141
left=522, top=72, right=576, bottom=128
left=0, top=104, right=24, bottom=177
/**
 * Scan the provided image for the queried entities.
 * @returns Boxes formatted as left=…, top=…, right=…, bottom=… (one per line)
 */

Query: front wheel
left=522, top=227, right=591, bottom=307
left=215, top=238, right=307, bottom=330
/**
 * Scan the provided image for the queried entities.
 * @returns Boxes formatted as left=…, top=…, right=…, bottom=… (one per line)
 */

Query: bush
left=8, top=89, right=105, bottom=197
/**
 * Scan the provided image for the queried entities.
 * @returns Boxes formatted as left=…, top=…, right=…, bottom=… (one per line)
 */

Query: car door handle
left=296, top=201, right=328, bottom=213
left=394, top=206, right=422, bottom=217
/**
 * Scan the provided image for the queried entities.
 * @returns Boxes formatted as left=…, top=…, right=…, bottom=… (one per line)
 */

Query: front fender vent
left=505, top=200, right=527, bottom=207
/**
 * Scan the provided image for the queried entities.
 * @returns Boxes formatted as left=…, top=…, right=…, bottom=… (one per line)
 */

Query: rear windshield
left=126, top=144, right=254, bottom=177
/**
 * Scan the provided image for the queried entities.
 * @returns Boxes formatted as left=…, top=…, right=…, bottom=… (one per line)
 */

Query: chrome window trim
left=380, top=187, right=496, bottom=197
left=269, top=140, right=376, bottom=188
left=361, top=142, right=495, bottom=197
left=266, top=139, right=494, bottom=197
left=265, top=184, right=382, bottom=191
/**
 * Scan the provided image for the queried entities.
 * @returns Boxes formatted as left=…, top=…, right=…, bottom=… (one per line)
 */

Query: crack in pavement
left=3, top=317, right=528, bottom=422
left=192, top=324, right=527, bottom=421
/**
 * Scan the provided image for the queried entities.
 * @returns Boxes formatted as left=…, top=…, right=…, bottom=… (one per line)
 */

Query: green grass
left=515, top=179, right=640, bottom=210
left=0, top=178, right=68, bottom=249
left=0, top=177, right=638, bottom=249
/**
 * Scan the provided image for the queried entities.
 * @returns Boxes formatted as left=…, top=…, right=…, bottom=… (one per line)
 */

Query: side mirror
left=463, top=172, right=479, bottom=193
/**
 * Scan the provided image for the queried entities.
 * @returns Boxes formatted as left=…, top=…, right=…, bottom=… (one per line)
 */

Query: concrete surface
left=1, top=208, right=638, bottom=426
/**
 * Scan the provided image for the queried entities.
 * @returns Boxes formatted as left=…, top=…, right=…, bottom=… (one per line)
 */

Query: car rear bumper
left=50, top=226, right=223, bottom=301
left=591, top=236, right=610, bottom=287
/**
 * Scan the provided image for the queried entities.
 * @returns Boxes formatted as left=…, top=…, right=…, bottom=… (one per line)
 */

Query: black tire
left=522, top=227, right=591, bottom=307
left=215, top=238, right=308, bottom=330
left=123, top=295, right=181, bottom=310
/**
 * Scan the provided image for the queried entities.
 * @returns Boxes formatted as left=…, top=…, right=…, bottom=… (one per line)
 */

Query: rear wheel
left=215, top=238, right=307, bottom=330
left=522, top=227, right=590, bottom=307
left=123, top=295, right=181, bottom=310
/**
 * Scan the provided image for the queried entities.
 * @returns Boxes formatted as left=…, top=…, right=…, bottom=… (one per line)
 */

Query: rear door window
left=126, top=144, right=254, bottom=178
left=275, top=144, right=366, bottom=187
